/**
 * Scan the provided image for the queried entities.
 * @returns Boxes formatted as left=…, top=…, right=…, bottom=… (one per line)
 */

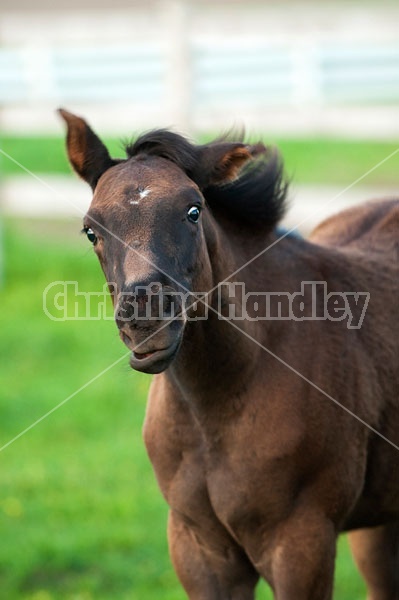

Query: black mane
left=125, top=130, right=288, bottom=230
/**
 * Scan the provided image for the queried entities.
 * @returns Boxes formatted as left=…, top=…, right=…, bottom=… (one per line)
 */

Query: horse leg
left=256, top=507, right=336, bottom=600
left=348, top=524, right=399, bottom=600
left=168, top=509, right=259, bottom=600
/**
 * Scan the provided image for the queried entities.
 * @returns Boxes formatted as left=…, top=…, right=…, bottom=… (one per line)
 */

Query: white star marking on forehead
left=129, top=187, right=152, bottom=205
left=139, top=187, right=151, bottom=200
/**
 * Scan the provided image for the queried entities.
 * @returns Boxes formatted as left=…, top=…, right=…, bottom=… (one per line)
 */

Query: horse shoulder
left=201, top=362, right=372, bottom=542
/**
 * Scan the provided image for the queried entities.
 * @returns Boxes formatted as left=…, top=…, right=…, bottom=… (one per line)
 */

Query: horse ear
left=194, top=142, right=266, bottom=188
left=58, top=108, right=117, bottom=190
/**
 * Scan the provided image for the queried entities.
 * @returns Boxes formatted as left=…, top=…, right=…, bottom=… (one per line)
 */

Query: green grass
left=0, top=133, right=398, bottom=185
left=0, top=219, right=367, bottom=599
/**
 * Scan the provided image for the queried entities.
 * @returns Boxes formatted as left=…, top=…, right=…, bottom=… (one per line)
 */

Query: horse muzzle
left=115, top=279, right=186, bottom=373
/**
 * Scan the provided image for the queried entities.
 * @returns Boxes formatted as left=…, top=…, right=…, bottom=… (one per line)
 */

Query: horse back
left=309, top=198, right=399, bottom=252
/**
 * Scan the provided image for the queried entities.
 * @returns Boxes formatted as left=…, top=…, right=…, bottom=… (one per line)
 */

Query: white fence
left=1, top=39, right=399, bottom=134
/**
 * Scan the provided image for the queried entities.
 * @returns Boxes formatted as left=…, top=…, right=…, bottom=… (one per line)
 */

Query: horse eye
left=85, top=227, right=97, bottom=244
left=187, top=206, right=201, bottom=224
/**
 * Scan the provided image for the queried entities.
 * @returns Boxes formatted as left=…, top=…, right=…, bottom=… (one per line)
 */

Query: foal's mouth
left=129, top=337, right=182, bottom=374
left=133, top=350, right=158, bottom=360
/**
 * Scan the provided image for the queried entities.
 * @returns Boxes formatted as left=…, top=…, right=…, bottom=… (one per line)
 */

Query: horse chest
left=167, top=429, right=302, bottom=547
left=205, top=451, right=298, bottom=539
left=147, top=379, right=309, bottom=539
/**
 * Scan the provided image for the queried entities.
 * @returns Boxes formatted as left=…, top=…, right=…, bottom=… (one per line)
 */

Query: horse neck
left=166, top=227, right=301, bottom=403
left=164, top=226, right=363, bottom=423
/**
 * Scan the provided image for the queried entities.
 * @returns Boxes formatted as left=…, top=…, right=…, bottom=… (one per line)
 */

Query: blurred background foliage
left=1, top=0, right=398, bottom=598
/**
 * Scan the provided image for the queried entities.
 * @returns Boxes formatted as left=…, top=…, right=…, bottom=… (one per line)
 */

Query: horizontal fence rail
left=1, top=41, right=399, bottom=117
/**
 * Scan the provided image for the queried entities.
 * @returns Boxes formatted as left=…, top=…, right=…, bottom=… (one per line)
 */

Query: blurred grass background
left=2, top=133, right=396, bottom=598
left=1, top=134, right=399, bottom=185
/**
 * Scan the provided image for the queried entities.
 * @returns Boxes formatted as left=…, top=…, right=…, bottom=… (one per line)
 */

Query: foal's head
left=59, top=109, right=286, bottom=373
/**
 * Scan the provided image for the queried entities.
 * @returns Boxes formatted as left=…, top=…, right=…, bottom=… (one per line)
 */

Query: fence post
left=291, top=41, right=322, bottom=107
left=161, top=0, right=192, bottom=133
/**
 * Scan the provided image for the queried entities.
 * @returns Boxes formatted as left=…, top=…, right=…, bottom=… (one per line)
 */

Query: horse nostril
left=115, top=293, right=136, bottom=325
left=135, top=291, right=150, bottom=316
left=162, top=293, right=182, bottom=318
left=119, top=329, right=133, bottom=346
